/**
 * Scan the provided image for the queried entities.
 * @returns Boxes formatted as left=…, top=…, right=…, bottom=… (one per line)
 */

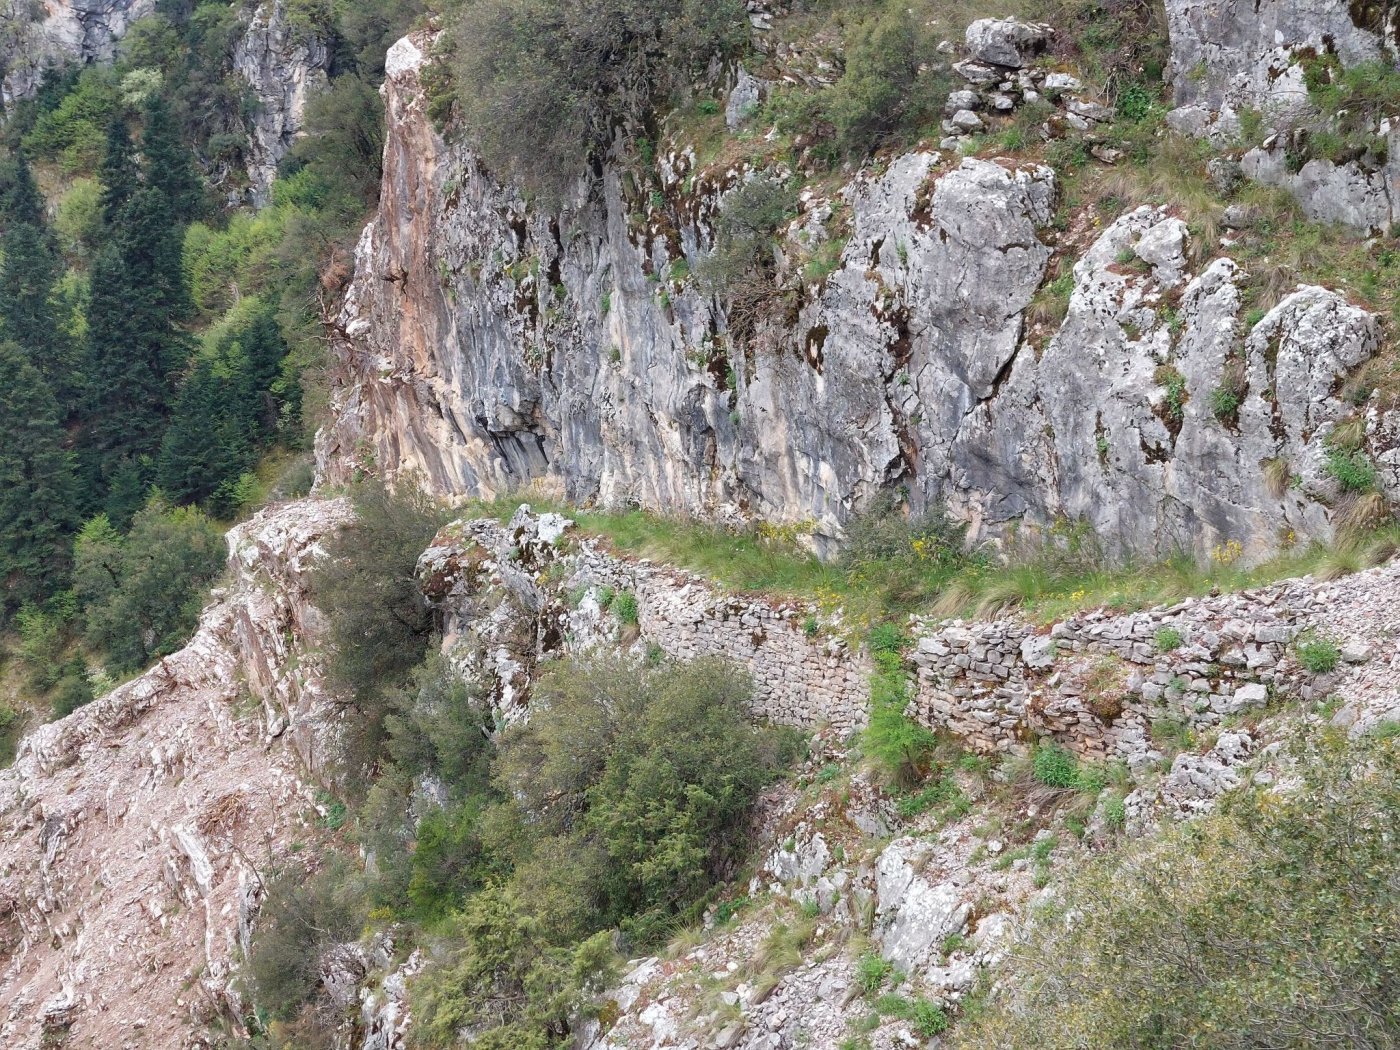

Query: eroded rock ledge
left=0, top=498, right=350, bottom=1049
left=425, top=507, right=1398, bottom=818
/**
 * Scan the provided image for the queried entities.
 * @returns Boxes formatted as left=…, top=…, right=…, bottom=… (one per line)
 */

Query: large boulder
left=964, top=18, right=1052, bottom=68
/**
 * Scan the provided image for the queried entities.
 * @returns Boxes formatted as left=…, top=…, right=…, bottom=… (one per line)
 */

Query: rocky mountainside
left=1, top=0, right=328, bottom=198
left=4, top=0, right=1400, bottom=1045
left=0, top=500, right=350, bottom=1048
left=4, top=496, right=1395, bottom=1048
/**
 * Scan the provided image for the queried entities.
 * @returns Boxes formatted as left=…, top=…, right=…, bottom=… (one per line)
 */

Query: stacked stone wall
left=425, top=510, right=1357, bottom=765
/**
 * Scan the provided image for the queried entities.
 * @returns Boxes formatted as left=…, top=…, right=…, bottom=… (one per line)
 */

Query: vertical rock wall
left=324, top=33, right=1383, bottom=562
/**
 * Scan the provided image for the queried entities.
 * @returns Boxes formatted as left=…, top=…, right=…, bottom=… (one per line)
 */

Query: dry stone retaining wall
left=425, top=510, right=1354, bottom=767
left=909, top=578, right=1347, bottom=768
left=420, top=509, right=871, bottom=734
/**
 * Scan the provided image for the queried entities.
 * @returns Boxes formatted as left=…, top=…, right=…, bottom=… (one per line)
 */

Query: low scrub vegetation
left=469, top=491, right=1400, bottom=634
left=444, top=0, right=746, bottom=198
left=957, top=729, right=1400, bottom=1047
left=248, top=647, right=800, bottom=1046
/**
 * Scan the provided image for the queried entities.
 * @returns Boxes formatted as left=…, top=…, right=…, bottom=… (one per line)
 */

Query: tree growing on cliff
left=311, top=479, right=451, bottom=784
left=449, top=0, right=748, bottom=198
left=75, top=498, right=224, bottom=672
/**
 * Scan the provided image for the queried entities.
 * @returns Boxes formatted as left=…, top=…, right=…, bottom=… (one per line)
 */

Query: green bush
left=1325, top=449, right=1378, bottom=493
left=384, top=651, right=496, bottom=798
left=1033, top=743, right=1083, bottom=789
left=404, top=654, right=789, bottom=1045
left=865, top=643, right=937, bottom=790
left=956, top=729, right=1400, bottom=1048
left=0, top=703, right=22, bottom=766
left=612, top=590, right=639, bottom=625
left=823, top=2, right=941, bottom=158
left=493, top=655, right=796, bottom=941
left=74, top=500, right=225, bottom=673
left=840, top=490, right=965, bottom=573
left=310, top=479, right=451, bottom=784
left=410, top=887, right=616, bottom=1049
left=695, top=175, right=794, bottom=294
left=867, top=623, right=909, bottom=656
left=1153, top=626, right=1183, bottom=652
left=247, top=859, right=367, bottom=1023
left=1114, top=82, right=1158, bottom=121
left=1295, top=633, right=1341, bottom=674
left=15, top=596, right=77, bottom=690
left=855, top=951, right=893, bottom=997
left=913, top=998, right=950, bottom=1036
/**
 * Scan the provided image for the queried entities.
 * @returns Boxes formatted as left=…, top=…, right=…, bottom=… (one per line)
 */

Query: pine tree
left=1, top=152, right=47, bottom=227
left=98, top=117, right=138, bottom=226
left=0, top=154, right=78, bottom=411
left=83, top=117, right=193, bottom=499
left=157, top=344, right=256, bottom=512
left=0, top=341, right=78, bottom=617
left=140, top=93, right=205, bottom=225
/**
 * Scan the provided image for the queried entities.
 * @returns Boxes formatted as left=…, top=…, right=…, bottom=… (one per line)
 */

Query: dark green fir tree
left=0, top=341, right=78, bottom=616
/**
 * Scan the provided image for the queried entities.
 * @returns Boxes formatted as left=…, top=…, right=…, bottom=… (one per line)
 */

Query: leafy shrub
left=612, top=590, right=639, bottom=625
left=1102, top=794, right=1127, bottom=830
left=1032, top=743, right=1083, bottom=789
left=913, top=999, right=950, bottom=1036
left=867, top=623, right=909, bottom=656
left=448, top=0, right=746, bottom=198
left=1295, top=633, right=1341, bottom=674
left=823, top=3, right=941, bottom=158
left=841, top=490, right=965, bottom=573
left=855, top=951, right=894, bottom=997
left=310, top=479, right=451, bottom=784
left=865, top=641, right=937, bottom=790
left=412, top=887, right=616, bottom=1048
left=405, top=799, right=494, bottom=921
left=0, top=703, right=21, bottom=766
left=247, top=859, right=367, bottom=1023
left=1115, top=82, right=1158, bottom=121
left=75, top=500, right=225, bottom=673
left=15, top=595, right=77, bottom=690
left=384, top=651, right=495, bottom=797
left=493, top=655, right=796, bottom=943
left=956, top=730, right=1400, bottom=1048
left=696, top=175, right=794, bottom=293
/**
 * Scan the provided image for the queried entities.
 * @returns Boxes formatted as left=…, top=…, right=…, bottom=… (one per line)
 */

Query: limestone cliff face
left=0, top=0, right=155, bottom=107
left=233, top=0, right=330, bottom=202
left=1165, top=0, right=1400, bottom=232
left=323, top=34, right=1382, bottom=561
left=0, top=499, right=350, bottom=1048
